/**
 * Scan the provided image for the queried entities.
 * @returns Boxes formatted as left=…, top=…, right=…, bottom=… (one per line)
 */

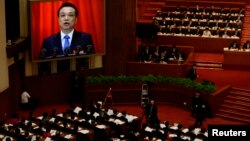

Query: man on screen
left=40, top=2, right=94, bottom=59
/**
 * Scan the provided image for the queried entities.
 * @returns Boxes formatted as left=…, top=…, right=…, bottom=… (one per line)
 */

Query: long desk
left=223, top=50, right=250, bottom=70
left=142, top=35, right=239, bottom=53
left=126, top=61, right=190, bottom=77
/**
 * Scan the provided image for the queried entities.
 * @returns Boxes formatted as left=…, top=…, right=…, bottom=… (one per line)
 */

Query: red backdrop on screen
left=31, top=0, right=104, bottom=61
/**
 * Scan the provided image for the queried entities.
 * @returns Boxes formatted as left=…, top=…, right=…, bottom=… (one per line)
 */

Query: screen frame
left=29, top=0, right=106, bottom=63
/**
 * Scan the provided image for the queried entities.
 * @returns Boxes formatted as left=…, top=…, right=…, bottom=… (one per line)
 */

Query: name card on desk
left=223, top=48, right=229, bottom=51
left=96, top=124, right=106, bottom=129
left=78, top=129, right=90, bottom=134
left=230, top=49, right=238, bottom=51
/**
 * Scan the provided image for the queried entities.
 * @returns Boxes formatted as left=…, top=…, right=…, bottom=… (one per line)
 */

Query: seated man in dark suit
left=40, top=2, right=94, bottom=59
left=229, top=40, right=240, bottom=49
left=243, top=40, right=250, bottom=49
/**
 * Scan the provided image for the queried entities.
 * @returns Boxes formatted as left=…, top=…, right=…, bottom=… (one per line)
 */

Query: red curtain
left=31, top=0, right=104, bottom=60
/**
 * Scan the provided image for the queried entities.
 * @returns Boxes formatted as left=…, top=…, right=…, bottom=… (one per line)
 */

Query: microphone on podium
left=86, top=44, right=93, bottom=53
left=64, top=47, right=71, bottom=56
left=40, top=48, right=47, bottom=59
left=53, top=46, right=58, bottom=57
left=75, top=45, right=82, bottom=55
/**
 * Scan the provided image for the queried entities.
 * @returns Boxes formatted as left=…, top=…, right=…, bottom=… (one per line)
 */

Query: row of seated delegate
left=225, top=40, right=250, bottom=51
left=138, top=45, right=186, bottom=64
left=152, top=5, right=244, bottom=39
left=1, top=101, right=209, bottom=141
left=1, top=102, right=141, bottom=141
left=159, top=5, right=244, bottom=21
left=142, top=121, right=208, bottom=141
left=156, top=26, right=240, bottom=39
left=155, top=10, right=244, bottom=23
left=153, top=17, right=242, bottom=31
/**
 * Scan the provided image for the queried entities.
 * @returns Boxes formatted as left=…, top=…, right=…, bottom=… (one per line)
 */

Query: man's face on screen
left=58, top=7, right=77, bottom=33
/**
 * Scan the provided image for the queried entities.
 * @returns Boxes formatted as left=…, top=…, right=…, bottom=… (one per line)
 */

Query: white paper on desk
left=204, top=132, right=208, bottom=137
left=193, top=128, right=201, bottom=135
left=57, top=113, right=63, bottom=117
left=31, top=135, right=37, bottom=141
left=25, top=120, right=29, bottom=124
left=159, top=129, right=164, bottom=134
left=78, top=119, right=86, bottom=122
left=168, top=133, right=177, bottom=137
left=19, top=128, right=25, bottom=134
left=245, top=49, right=250, bottom=52
left=112, top=138, right=120, bottom=141
left=169, top=126, right=178, bottom=130
left=160, top=123, right=166, bottom=129
left=114, top=119, right=125, bottom=125
left=107, top=109, right=114, bottom=116
left=78, top=129, right=89, bottom=134
left=50, top=130, right=56, bottom=136
left=37, top=116, right=43, bottom=120
left=74, top=106, right=82, bottom=114
left=194, top=138, right=202, bottom=141
left=42, top=127, right=46, bottom=132
left=125, top=115, right=138, bottom=123
left=144, top=127, right=153, bottom=132
left=93, top=112, right=99, bottom=118
left=64, top=134, right=72, bottom=139
left=49, top=117, right=55, bottom=122
left=182, top=128, right=189, bottom=133
left=109, top=118, right=115, bottom=122
left=96, top=124, right=106, bottom=129
left=181, top=135, right=191, bottom=140
left=44, top=137, right=52, bottom=141
left=223, top=48, right=229, bottom=51
left=116, top=112, right=122, bottom=117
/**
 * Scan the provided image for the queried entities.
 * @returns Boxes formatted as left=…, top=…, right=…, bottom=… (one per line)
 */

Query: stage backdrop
left=31, top=0, right=104, bottom=61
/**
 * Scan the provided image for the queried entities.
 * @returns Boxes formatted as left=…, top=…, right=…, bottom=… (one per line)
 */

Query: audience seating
left=153, top=4, right=244, bottom=38
left=0, top=101, right=209, bottom=141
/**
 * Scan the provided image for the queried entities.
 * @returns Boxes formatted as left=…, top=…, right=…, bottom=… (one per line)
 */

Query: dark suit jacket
left=41, top=30, right=94, bottom=58
left=243, top=42, right=250, bottom=49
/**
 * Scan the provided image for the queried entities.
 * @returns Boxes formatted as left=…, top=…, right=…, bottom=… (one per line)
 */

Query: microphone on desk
left=86, top=44, right=94, bottom=54
left=53, top=46, right=58, bottom=58
left=64, top=47, right=71, bottom=56
left=75, top=45, right=82, bottom=55
left=40, top=48, right=47, bottom=59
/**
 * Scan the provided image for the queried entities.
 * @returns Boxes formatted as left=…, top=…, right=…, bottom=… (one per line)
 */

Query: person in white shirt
left=222, top=30, right=230, bottom=38
left=202, top=27, right=212, bottom=37
left=21, top=91, right=31, bottom=110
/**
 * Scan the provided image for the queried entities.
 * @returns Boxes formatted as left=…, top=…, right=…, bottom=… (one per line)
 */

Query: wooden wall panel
left=104, top=0, right=136, bottom=75
left=0, top=59, right=25, bottom=121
